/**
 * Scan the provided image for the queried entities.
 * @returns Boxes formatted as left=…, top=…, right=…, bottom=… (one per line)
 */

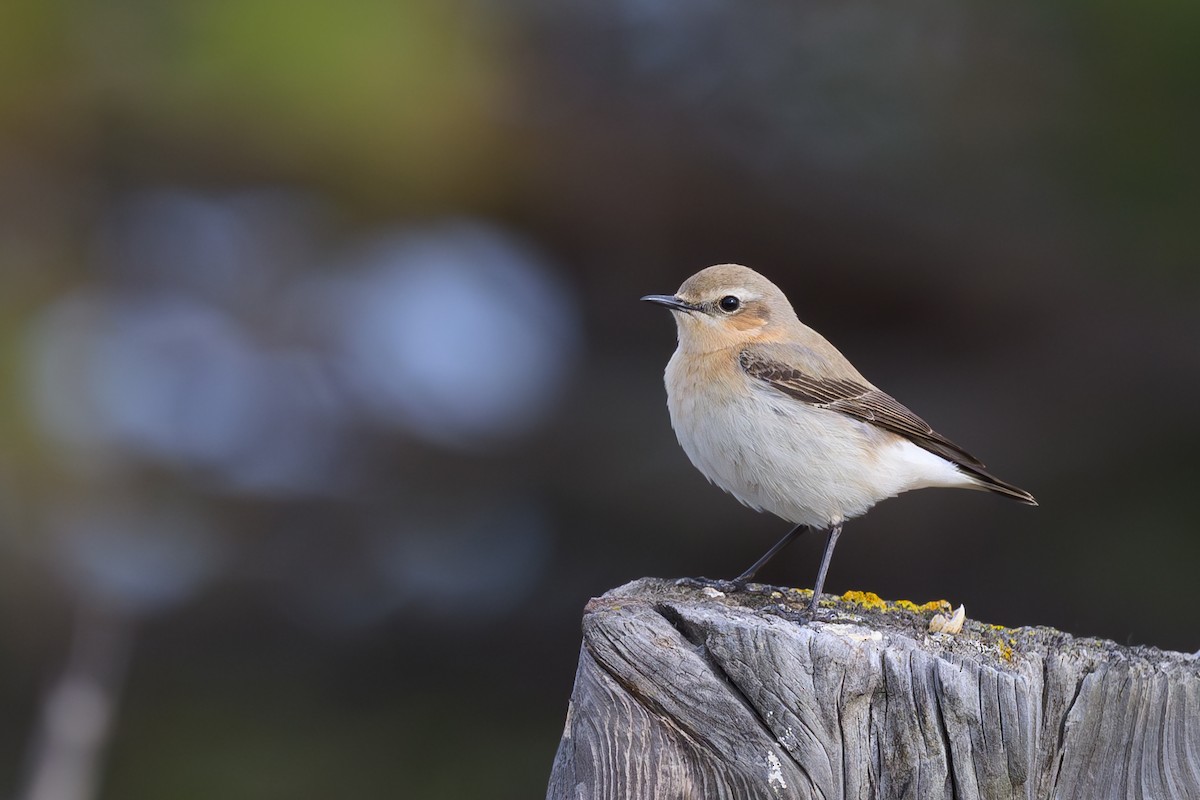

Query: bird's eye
left=718, top=295, right=741, bottom=313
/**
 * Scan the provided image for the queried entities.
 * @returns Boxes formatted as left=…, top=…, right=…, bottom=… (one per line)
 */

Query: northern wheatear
left=643, top=264, right=1036, bottom=613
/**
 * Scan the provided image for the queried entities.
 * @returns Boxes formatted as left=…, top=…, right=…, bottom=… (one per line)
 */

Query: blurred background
left=1, top=0, right=1198, bottom=797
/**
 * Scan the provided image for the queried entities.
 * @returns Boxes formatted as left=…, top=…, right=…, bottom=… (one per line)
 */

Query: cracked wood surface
left=546, top=578, right=1200, bottom=800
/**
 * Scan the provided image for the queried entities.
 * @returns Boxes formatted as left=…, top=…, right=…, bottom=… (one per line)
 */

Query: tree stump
left=546, top=578, right=1200, bottom=800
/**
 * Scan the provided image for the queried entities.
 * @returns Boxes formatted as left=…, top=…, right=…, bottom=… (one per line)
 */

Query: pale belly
left=665, top=355, right=971, bottom=527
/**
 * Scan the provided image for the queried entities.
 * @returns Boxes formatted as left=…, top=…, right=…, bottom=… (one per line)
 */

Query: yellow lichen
left=841, top=590, right=887, bottom=610
left=895, top=599, right=951, bottom=613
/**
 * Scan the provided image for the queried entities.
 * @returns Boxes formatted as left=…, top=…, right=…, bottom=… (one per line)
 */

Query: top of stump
left=590, top=577, right=1199, bottom=676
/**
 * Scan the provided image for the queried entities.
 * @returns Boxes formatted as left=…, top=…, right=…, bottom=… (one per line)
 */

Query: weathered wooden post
left=547, top=578, right=1200, bottom=800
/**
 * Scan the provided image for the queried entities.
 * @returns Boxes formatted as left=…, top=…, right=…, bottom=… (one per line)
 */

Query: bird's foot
left=763, top=604, right=837, bottom=625
left=754, top=590, right=840, bottom=624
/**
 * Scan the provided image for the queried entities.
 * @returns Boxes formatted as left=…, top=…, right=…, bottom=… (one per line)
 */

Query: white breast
left=664, top=349, right=974, bottom=528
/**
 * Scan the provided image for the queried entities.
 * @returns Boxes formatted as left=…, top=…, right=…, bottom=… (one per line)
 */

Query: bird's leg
left=733, top=523, right=810, bottom=585
left=807, top=522, right=843, bottom=614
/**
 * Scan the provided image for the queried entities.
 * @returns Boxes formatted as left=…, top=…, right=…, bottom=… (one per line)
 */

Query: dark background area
left=1, top=1, right=1198, bottom=798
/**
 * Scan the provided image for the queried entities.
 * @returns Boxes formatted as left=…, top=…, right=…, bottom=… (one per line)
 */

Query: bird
left=642, top=264, right=1036, bottom=614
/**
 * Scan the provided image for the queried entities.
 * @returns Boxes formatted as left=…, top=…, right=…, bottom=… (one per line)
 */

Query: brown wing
left=738, top=349, right=987, bottom=470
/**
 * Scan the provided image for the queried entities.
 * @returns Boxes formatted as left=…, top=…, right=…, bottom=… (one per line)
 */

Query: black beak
left=640, top=294, right=698, bottom=313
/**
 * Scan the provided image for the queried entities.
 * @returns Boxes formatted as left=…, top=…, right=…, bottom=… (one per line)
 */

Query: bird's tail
left=961, top=466, right=1038, bottom=506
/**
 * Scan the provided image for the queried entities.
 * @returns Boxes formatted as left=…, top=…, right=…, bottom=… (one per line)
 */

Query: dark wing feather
left=738, top=349, right=987, bottom=470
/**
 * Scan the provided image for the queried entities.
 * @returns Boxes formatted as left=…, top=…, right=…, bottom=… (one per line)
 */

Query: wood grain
left=547, top=579, right=1200, bottom=800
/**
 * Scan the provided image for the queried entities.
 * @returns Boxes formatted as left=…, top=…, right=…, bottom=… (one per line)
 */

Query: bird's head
left=641, top=264, right=797, bottom=352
